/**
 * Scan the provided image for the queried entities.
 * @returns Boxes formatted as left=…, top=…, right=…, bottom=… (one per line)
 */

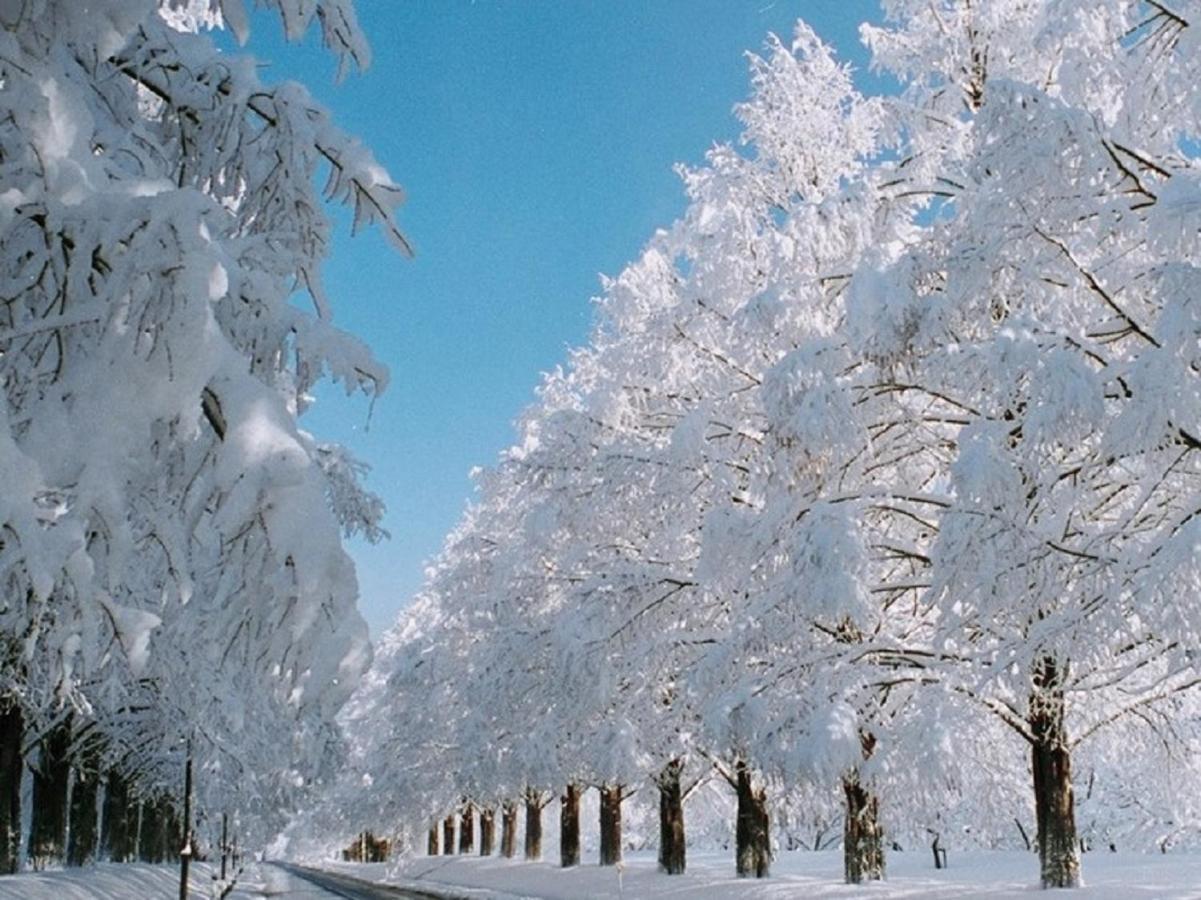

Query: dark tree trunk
left=138, top=799, right=161, bottom=863
left=163, top=800, right=182, bottom=869
left=842, top=774, right=885, bottom=883
left=523, top=791, right=543, bottom=861
left=559, top=784, right=580, bottom=868
left=459, top=804, right=474, bottom=854
left=0, top=699, right=21, bottom=874
left=479, top=808, right=495, bottom=856
left=734, top=763, right=770, bottom=878
left=29, top=720, right=71, bottom=868
left=1031, top=656, right=1080, bottom=889
left=66, top=758, right=99, bottom=867
left=598, top=784, right=623, bottom=866
left=427, top=824, right=439, bottom=856
left=221, top=813, right=229, bottom=880
left=442, top=815, right=455, bottom=856
left=500, top=803, right=517, bottom=859
left=657, top=760, right=686, bottom=875
left=101, top=771, right=135, bottom=862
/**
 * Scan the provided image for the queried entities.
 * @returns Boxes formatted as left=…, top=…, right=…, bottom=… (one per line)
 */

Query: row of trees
left=341, top=0, right=1201, bottom=891
left=0, top=0, right=400, bottom=873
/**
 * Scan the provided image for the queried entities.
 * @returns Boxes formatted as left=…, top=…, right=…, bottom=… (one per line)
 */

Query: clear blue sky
left=237, top=1, right=886, bottom=635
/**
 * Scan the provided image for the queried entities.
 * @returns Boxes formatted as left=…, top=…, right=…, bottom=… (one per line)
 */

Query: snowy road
left=269, top=863, right=472, bottom=899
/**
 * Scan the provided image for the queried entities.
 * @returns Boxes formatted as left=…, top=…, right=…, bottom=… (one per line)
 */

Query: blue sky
left=238, top=1, right=886, bottom=635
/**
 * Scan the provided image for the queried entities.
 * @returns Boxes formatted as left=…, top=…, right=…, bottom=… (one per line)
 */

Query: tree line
left=0, top=0, right=403, bottom=876
left=347, top=1, right=1201, bottom=891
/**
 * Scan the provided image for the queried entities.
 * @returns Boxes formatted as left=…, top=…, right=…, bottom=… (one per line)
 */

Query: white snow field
left=4, top=852, right=1201, bottom=898
left=0, top=862, right=325, bottom=900
left=324, top=849, right=1201, bottom=899
left=0, top=862, right=238, bottom=899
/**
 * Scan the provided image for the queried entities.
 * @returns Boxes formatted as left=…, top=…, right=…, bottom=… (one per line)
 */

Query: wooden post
left=0, top=699, right=21, bottom=874
left=178, top=745, right=193, bottom=900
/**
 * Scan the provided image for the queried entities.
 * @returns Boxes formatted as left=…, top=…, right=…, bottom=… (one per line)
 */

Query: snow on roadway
left=323, top=848, right=1201, bottom=899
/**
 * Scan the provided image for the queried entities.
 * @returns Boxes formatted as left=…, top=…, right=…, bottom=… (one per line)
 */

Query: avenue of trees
left=0, top=0, right=401, bottom=875
left=348, top=0, right=1201, bottom=890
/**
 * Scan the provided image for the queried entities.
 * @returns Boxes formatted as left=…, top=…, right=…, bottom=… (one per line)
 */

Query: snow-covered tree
left=0, top=0, right=402, bottom=869
left=348, top=2, right=1201, bottom=894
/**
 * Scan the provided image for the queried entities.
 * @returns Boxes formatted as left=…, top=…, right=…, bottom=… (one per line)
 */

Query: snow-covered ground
left=326, top=849, right=1201, bottom=899
left=0, top=862, right=223, bottom=899
left=0, top=862, right=288, bottom=899
left=4, top=852, right=1201, bottom=898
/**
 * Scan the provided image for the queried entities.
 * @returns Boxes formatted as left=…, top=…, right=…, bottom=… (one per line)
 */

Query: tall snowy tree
left=0, top=0, right=402, bottom=863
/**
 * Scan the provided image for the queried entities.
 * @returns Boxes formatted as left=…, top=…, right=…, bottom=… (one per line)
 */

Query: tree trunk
left=523, top=791, right=543, bottom=861
left=0, top=699, right=21, bottom=874
left=66, top=762, right=99, bottom=867
left=842, top=773, right=885, bottom=883
left=459, top=804, right=474, bottom=854
left=28, top=720, right=71, bottom=868
left=427, top=824, right=439, bottom=856
left=598, top=784, right=623, bottom=866
left=658, top=760, right=686, bottom=875
left=479, top=808, right=495, bottom=856
left=559, top=784, right=580, bottom=868
left=1031, top=656, right=1080, bottom=889
left=500, top=803, right=517, bottom=859
left=163, top=800, right=182, bottom=869
left=442, top=815, right=455, bottom=856
left=101, top=771, right=134, bottom=862
left=138, top=799, right=161, bottom=863
left=734, top=762, right=770, bottom=878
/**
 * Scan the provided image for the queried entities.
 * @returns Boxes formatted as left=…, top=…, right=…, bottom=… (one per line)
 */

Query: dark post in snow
left=500, top=802, right=518, bottom=858
left=179, top=743, right=193, bottom=900
left=657, top=759, right=686, bottom=875
left=220, top=812, right=229, bottom=880
left=459, top=802, right=474, bottom=854
left=1031, top=656, right=1080, bottom=888
left=598, top=784, right=623, bottom=866
left=479, top=807, right=495, bottom=856
left=734, top=761, right=770, bottom=878
left=0, top=698, right=22, bottom=874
